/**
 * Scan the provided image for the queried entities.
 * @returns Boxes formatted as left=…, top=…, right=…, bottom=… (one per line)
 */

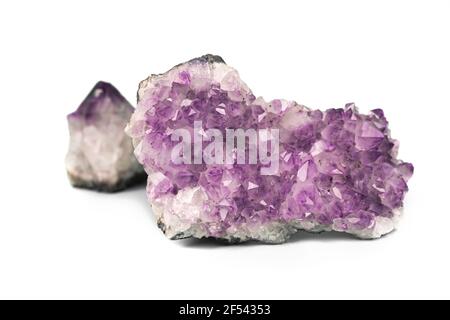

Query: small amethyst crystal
left=66, top=81, right=145, bottom=192
left=126, top=55, right=413, bottom=243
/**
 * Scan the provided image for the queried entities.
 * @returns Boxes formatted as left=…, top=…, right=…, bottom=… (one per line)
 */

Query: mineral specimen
left=66, top=81, right=145, bottom=192
left=126, top=55, right=413, bottom=243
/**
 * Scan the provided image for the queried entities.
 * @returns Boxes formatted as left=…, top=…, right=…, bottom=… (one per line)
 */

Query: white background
left=0, top=0, right=449, bottom=299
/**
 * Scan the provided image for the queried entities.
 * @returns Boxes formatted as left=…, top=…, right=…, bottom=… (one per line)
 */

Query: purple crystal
left=126, top=55, right=413, bottom=243
left=66, top=81, right=145, bottom=192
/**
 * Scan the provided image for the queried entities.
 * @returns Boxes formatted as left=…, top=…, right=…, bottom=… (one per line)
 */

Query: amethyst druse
left=66, top=81, right=145, bottom=192
left=126, top=55, right=413, bottom=243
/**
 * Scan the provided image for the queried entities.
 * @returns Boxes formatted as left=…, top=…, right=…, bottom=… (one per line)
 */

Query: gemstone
left=126, top=55, right=413, bottom=243
left=66, top=81, right=145, bottom=192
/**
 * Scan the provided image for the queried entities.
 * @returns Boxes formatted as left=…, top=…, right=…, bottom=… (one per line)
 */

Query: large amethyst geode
left=126, top=55, right=413, bottom=243
left=66, top=81, right=145, bottom=192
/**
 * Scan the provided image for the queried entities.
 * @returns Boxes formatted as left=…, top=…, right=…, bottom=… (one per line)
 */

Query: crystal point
left=66, top=81, right=145, bottom=192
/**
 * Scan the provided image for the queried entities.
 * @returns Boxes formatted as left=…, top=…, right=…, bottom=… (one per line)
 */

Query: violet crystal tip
left=66, top=81, right=145, bottom=192
left=68, top=81, right=132, bottom=120
left=127, top=55, right=413, bottom=243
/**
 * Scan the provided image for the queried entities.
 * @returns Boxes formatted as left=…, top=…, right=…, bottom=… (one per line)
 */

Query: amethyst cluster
left=126, top=55, right=413, bottom=243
